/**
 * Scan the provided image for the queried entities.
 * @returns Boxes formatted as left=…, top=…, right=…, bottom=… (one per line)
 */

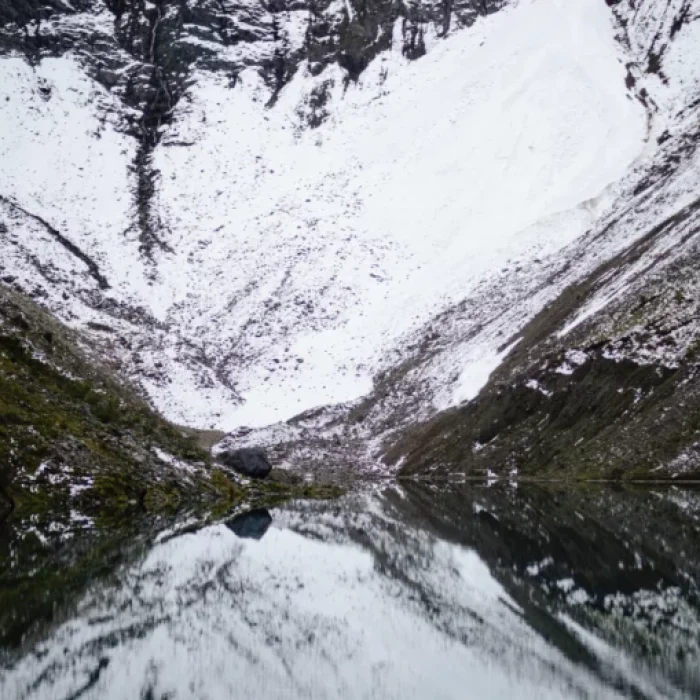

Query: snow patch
left=148, top=0, right=645, bottom=428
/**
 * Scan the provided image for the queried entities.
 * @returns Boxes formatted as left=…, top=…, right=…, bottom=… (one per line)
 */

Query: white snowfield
left=1, top=0, right=693, bottom=435
left=0, top=57, right=140, bottom=297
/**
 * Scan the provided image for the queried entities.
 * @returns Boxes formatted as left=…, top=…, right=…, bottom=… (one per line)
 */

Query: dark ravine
left=0, top=0, right=505, bottom=269
left=0, top=195, right=110, bottom=290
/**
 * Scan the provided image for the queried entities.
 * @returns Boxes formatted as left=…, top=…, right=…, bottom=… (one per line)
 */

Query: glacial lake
left=1, top=482, right=699, bottom=700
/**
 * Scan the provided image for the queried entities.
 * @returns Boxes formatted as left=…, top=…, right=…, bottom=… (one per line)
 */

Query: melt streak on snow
left=0, top=0, right=646, bottom=430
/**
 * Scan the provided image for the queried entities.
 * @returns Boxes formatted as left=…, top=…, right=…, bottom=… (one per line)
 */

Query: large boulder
left=218, top=447, right=272, bottom=479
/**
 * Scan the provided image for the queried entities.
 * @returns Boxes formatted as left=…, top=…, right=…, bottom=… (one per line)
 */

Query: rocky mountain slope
left=0, top=282, right=338, bottom=534
left=1, top=0, right=699, bottom=479
left=0, top=282, right=222, bottom=520
left=391, top=0, right=700, bottom=479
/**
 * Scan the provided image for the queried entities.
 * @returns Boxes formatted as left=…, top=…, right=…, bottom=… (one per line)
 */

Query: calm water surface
left=1, top=482, right=699, bottom=700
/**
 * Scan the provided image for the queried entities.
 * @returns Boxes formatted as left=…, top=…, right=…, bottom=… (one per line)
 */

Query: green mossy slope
left=0, top=284, right=341, bottom=522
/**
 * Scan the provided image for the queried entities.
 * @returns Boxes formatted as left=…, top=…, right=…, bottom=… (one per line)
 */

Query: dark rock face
left=225, top=508, right=273, bottom=539
left=219, top=447, right=272, bottom=479
left=0, top=0, right=507, bottom=125
left=0, top=0, right=506, bottom=264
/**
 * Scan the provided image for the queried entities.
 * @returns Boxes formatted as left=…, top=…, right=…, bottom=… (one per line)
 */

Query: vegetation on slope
left=0, top=283, right=340, bottom=523
left=0, top=282, right=342, bottom=654
left=0, top=282, right=223, bottom=518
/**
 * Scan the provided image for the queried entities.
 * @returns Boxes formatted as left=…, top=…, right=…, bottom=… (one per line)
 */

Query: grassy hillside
left=0, top=283, right=339, bottom=524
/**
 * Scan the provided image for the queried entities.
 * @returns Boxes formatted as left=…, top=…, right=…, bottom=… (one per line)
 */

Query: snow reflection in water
left=1, top=483, right=699, bottom=700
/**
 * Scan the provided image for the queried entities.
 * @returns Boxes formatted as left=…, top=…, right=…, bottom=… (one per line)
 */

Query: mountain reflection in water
left=1, top=483, right=699, bottom=700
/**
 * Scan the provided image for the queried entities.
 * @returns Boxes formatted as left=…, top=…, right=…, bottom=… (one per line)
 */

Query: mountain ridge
left=1, top=0, right=699, bottom=480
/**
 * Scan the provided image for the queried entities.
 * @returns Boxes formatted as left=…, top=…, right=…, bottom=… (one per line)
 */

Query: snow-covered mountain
left=1, top=0, right=699, bottom=477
